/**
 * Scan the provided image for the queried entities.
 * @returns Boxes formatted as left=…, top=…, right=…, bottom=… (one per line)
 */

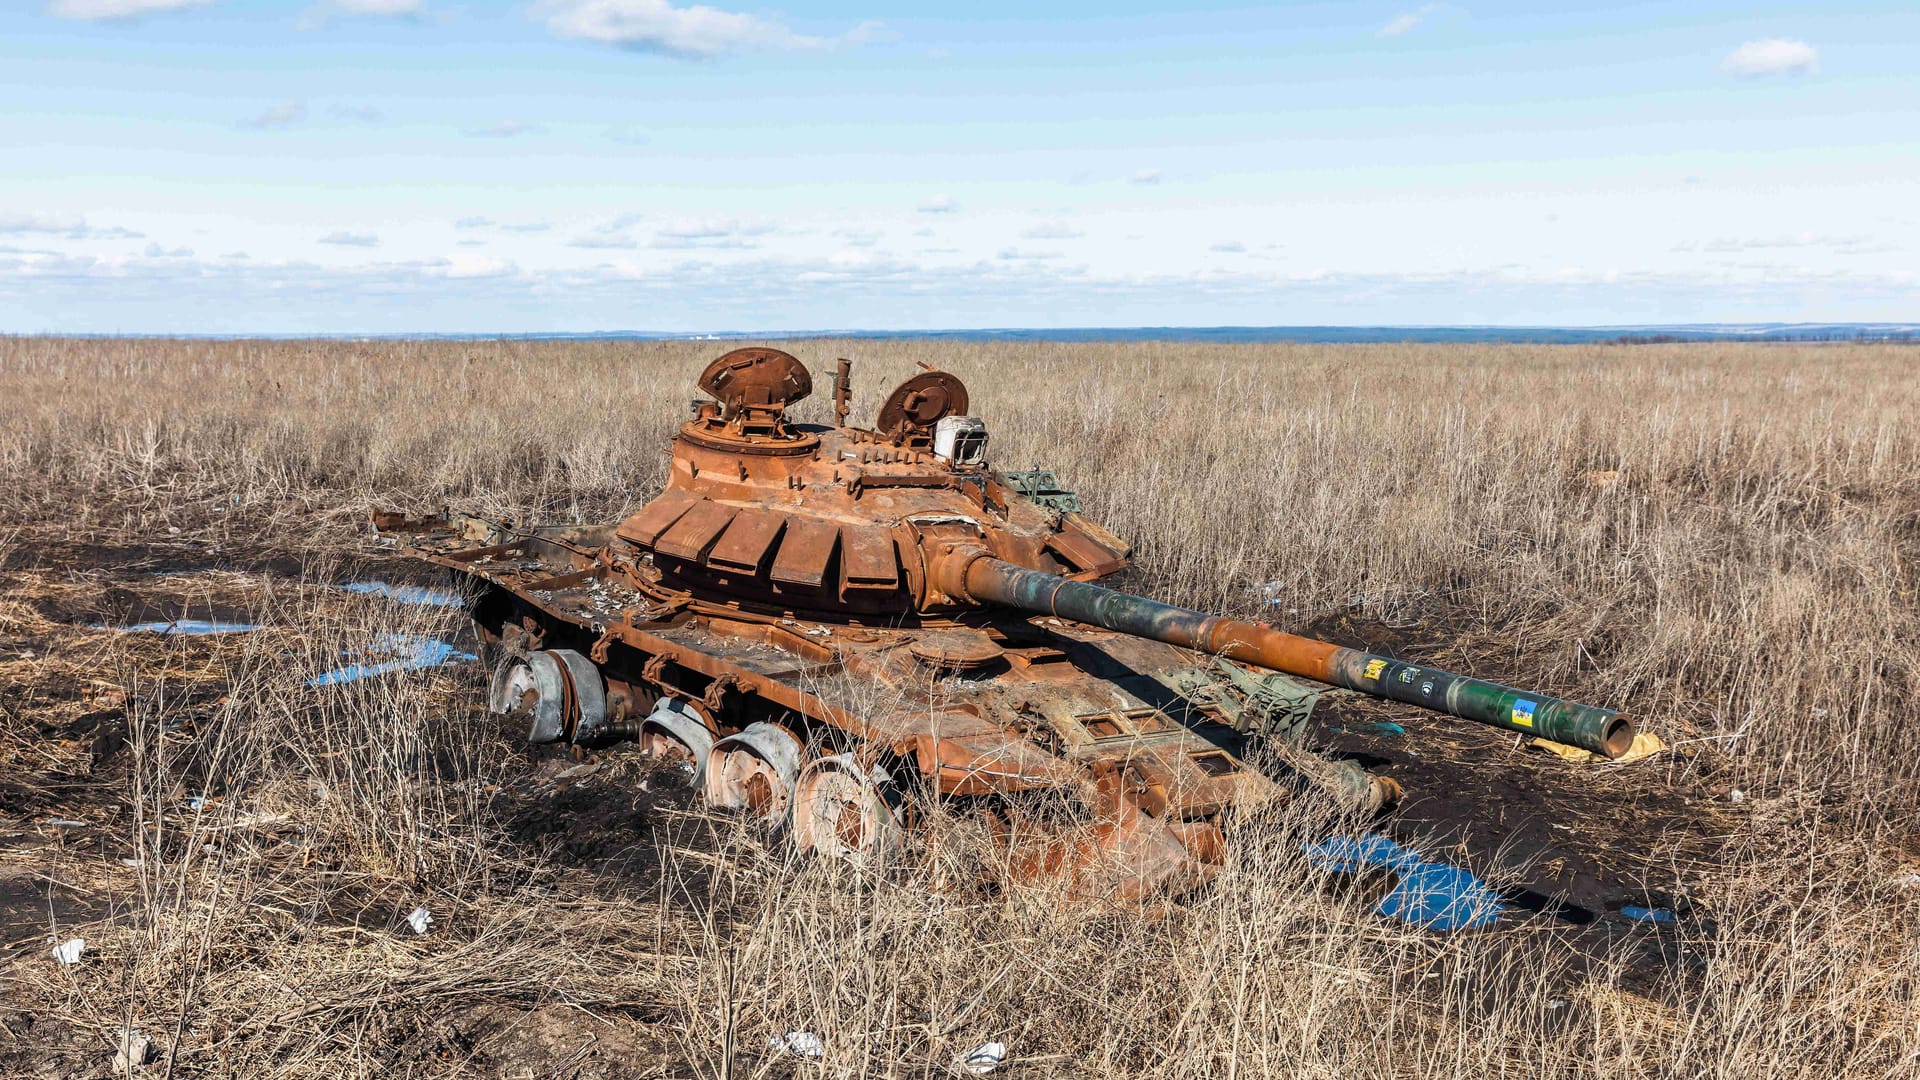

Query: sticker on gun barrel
left=1362, top=658, right=1387, bottom=681
left=1511, top=699, right=1538, bottom=728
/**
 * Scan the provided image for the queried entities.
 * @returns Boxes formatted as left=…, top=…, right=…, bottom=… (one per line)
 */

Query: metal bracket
left=1000, top=469, right=1082, bottom=513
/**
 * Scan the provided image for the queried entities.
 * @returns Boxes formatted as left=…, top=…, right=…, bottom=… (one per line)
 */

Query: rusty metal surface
left=380, top=348, right=1637, bottom=902
left=875, top=369, right=969, bottom=440
left=697, top=347, right=813, bottom=415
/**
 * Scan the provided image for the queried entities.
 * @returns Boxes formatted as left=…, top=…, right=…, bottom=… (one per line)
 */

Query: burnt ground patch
left=1299, top=609, right=1731, bottom=996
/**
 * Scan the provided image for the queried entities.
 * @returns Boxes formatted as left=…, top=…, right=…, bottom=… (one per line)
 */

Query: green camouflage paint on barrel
left=1323, top=649, right=1628, bottom=753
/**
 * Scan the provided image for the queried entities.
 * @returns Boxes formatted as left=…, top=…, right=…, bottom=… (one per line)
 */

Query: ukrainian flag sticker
left=1511, top=699, right=1538, bottom=727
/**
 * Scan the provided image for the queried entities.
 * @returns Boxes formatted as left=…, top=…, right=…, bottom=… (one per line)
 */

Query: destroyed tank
left=381, top=348, right=1635, bottom=899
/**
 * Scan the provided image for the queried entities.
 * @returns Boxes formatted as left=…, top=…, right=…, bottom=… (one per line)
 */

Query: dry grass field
left=1, top=337, right=1917, bottom=1078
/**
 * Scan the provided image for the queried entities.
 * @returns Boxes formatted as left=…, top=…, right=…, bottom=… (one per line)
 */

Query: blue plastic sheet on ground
left=104, top=620, right=261, bottom=635
left=1619, top=904, right=1678, bottom=924
left=1330, top=721, right=1406, bottom=737
left=1304, top=833, right=1506, bottom=931
left=307, top=633, right=476, bottom=686
left=339, top=581, right=463, bottom=608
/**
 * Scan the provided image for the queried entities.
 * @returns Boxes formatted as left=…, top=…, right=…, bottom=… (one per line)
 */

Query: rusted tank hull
left=389, top=516, right=1335, bottom=902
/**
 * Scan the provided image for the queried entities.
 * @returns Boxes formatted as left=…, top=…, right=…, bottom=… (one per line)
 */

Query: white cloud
left=1378, top=4, right=1438, bottom=38
left=1675, top=233, right=1895, bottom=255
left=326, top=103, right=385, bottom=123
left=1209, top=241, right=1246, bottom=253
left=917, top=194, right=958, bottom=214
left=1128, top=169, right=1161, bottom=185
left=242, top=101, right=308, bottom=130
left=454, top=216, right=494, bottom=229
left=569, top=234, right=640, bottom=249
left=996, top=248, right=1064, bottom=261
left=6, top=246, right=1918, bottom=335
left=0, top=213, right=145, bottom=240
left=652, top=218, right=774, bottom=248
left=536, top=0, right=874, bottom=59
left=833, top=228, right=881, bottom=248
left=47, top=0, right=212, bottom=20
left=329, top=0, right=423, bottom=13
left=143, top=242, right=193, bottom=257
left=1722, top=38, right=1818, bottom=77
left=440, top=254, right=516, bottom=278
left=465, top=120, right=543, bottom=138
left=299, top=0, right=424, bottom=27
left=501, top=222, right=552, bottom=233
left=1022, top=220, right=1084, bottom=240
left=319, top=230, right=380, bottom=247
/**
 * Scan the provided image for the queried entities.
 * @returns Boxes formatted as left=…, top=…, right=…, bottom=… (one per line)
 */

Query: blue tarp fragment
left=1330, top=721, right=1406, bottom=737
left=339, top=581, right=463, bottom=608
left=1619, top=904, right=1678, bottom=924
left=307, top=633, right=476, bottom=686
left=1304, top=833, right=1506, bottom=931
left=105, top=620, right=261, bottom=635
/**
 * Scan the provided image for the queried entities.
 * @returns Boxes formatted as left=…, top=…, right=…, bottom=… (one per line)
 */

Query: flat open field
left=2, top=338, right=1917, bottom=1078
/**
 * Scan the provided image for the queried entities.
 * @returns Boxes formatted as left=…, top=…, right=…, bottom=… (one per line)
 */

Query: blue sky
left=1, top=1, right=1915, bottom=332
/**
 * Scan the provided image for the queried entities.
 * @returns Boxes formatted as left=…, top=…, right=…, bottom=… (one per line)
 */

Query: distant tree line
left=1611, top=332, right=1919, bottom=344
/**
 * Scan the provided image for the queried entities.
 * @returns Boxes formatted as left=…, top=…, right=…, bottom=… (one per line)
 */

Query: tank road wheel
left=547, top=649, right=608, bottom=745
left=489, top=651, right=568, bottom=744
left=703, top=722, right=803, bottom=823
left=638, top=699, right=717, bottom=773
left=791, top=755, right=901, bottom=861
left=487, top=648, right=606, bottom=745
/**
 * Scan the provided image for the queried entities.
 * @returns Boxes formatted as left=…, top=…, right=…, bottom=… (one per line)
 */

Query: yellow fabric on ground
left=1530, top=731, right=1666, bottom=764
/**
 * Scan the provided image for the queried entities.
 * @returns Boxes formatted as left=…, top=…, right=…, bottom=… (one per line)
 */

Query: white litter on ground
left=962, top=1041, right=1008, bottom=1074
left=770, top=1031, right=824, bottom=1059
left=114, top=1029, right=152, bottom=1071
left=405, top=907, right=433, bottom=935
left=52, top=938, right=85, bottom=965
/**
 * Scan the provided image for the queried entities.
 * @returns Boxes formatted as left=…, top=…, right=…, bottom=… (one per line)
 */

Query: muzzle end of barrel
left=1597, top=714, right=1636, bottom=759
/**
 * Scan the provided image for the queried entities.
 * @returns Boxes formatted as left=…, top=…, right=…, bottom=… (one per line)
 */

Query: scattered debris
left=1531, top=730, right=1666, bottom=765
left=1620, top=905, right=1678, bottom=925
left=404, top=907, right=433, bottom=935
left=52, top=938, right=86, bottom=965
left=769, top=1031, right=824, bottom=1060
left=308, top=634, right=476, bottom=686
left=339, top=581, right=463, bottom=608
left=113, top=1028, right=153, bottom=1072
left=1893, top=872, right=1920, bottom=889
left=47, top=817, right=88, bottom=828
left=1730, top=789, right=1748, bottom=803
left=962, top=1041, right=1008, bottom=1074
left=1305, top=834, right=1505, bottom=931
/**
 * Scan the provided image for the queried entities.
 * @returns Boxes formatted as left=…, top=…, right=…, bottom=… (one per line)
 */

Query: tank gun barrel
left=955, top=555, right=1634, bottom=758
